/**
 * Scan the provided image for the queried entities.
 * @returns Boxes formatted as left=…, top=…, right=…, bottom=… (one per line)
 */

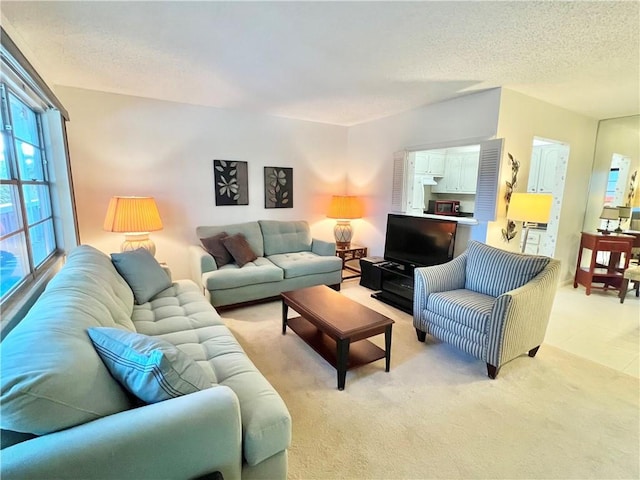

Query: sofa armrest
left=413, top=253, right=467, bottom=323
left=190, top=245, right=218, bottom=287
left=1, top=386, right=243, bottom=480
left=311, top=238, right=336, bottom=256
left=487, top=259, right=561, bottom=367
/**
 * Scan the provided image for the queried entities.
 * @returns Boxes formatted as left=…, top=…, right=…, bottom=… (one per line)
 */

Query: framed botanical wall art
left=264, top=167, right=293, bottom=208
left=213, top=160, right=248, bottom=206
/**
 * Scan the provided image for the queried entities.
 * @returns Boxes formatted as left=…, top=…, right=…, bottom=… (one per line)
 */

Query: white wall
left=584, top=115, right=640, bottom=231
left=346, top=89, right=501, bottom=257
left=56, top=87, right=349, bottom=279
left=495, top=89, right=599, bottom=283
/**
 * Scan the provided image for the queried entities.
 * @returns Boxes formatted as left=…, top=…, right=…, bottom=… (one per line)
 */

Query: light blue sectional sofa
left=1, top=245, right=291, bottom=479
left=190, top=220, right=343, bottom=308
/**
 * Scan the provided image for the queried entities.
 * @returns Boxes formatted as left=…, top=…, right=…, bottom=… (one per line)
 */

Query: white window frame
left=0, top=30, right=78, bottom=334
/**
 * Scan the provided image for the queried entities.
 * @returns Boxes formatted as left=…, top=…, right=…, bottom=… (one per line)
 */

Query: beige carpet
left=223, top=283, right=639, bottom=479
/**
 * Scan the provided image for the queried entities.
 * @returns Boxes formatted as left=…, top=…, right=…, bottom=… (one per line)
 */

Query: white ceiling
left=2, top=1, right=639, bottom=126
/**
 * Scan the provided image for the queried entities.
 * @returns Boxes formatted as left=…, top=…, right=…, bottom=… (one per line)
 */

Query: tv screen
left=383, top=214, right=457, bottom=267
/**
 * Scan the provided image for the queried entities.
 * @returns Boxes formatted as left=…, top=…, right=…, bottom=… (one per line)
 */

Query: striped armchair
left=413, top=241, right=560, bottom=378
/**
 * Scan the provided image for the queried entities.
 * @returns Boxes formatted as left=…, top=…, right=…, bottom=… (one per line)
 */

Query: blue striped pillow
left=464, top=241, right=550, bottom=297
left=87, top=327, right=211, bottom=404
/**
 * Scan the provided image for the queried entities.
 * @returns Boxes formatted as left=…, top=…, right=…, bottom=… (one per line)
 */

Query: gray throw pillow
left=222, top=233, right=258, bottom=267
left=200, top=232, right=233, bottom=268
left=87, top=327, right=212, bottom=404
left=111, top=249, right=172, bottom=304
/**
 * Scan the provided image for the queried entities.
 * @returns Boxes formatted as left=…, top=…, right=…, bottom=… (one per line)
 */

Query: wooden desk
left=573, top=232, right=634, bottom=295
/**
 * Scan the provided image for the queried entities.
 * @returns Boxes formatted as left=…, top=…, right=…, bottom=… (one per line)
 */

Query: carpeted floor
left=223, top=283, right=639, bottom=479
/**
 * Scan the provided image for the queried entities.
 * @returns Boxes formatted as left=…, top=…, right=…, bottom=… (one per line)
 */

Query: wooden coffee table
left=281, top=285, right=394, bottom=390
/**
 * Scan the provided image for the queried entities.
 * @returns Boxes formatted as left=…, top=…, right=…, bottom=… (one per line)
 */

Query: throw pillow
left=223, top=233, right=258, bottom=267
left=200, top=232, right=233, bottom=268
left=111, top=249, right=172, bottom=304
left=87, top=327, right=212, bottom=404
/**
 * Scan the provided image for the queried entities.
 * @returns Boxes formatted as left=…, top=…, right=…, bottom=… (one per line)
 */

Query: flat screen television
left=383, top=214, right=457, bottom=267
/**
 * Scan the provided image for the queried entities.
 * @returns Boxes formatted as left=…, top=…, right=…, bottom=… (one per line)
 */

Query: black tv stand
left=371, top=262, right=415, bottom=314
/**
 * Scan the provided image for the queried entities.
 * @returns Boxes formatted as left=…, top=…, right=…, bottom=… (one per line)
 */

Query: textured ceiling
left=2, top=1, right=639, bottom=126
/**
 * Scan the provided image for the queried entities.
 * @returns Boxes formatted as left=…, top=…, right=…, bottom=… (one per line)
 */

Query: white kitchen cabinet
left=527, top=146, right=558, bottom=193
left=415, top=152, right=445, bottom=176
left=432, top=152, right=479, bottom=194
left=521, top=229, right=546, bottom=255
left=458, top=154, right=480, bottom=193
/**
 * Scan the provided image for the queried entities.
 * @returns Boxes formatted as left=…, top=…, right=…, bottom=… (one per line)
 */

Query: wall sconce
left=103, top=196, right=163, bottom=256
left=507, top=193, right=553, bottom=253
left=599, top=206, right=620, bottom=235
left=326, top=195, right=363, bottom=249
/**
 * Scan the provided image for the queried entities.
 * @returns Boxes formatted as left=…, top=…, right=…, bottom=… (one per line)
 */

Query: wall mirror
left=584, top=115, right=639, bottom=235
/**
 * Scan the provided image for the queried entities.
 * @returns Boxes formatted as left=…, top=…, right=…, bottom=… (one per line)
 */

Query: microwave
left=427, top=200, right=460, bottom=216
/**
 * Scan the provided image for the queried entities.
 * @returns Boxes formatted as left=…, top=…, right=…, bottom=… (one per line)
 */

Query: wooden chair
left=619, top=266, right=640, bottom=303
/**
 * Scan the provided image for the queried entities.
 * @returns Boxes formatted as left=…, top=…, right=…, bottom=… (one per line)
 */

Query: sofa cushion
left=111, top=249, right=172, bottom=304
left=427, top=289, right=495, bottom=334
left=267, top=252, right=342, bottom=279
left=0, top=245, right=135, bottom=436
left=130, top=281, right=291, bottom=466
left=157, top=324, right=292, bottom=466
left=47, top=245, right=136, bottom=330
left=222, top=233, right=258, bottom=267
left=464, top=241, right=550, bottom=297
left=200, top=232, right=233, bottom=268
left=87, top=327, right=212, bottom=403
left=204, top=257, right=283, bottom=290
left=197, top=222, right=264, bottom=257
left=132, top=280, right=225, bottom=384
left=259, top=220, right=312, bottom=256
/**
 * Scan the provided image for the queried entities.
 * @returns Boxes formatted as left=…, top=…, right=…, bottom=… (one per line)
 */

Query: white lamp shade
left=508, top=193, right=553, bottom=223
left=617, top=206, right=632, bottom=219
left=599, top=206, right=620, bottom=221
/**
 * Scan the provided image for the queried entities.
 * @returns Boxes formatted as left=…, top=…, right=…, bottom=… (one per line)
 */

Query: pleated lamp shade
left=326, top=195, right=364, bottom=220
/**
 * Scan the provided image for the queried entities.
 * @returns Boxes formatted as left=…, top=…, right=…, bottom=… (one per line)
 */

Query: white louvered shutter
left=474, top=138, right=504, bottom=222
left=391, top=151, right=408, bottom=212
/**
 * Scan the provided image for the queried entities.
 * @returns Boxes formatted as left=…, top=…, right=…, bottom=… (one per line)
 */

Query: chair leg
left=528, top=346, right=540, bottom=357
left=619, top=278, right=629, bottom=304
left=415, top=329, right=426, bottom=342
left=635, top=280, right=639, bottom=297
left=486, top=364, right=499, bottom=379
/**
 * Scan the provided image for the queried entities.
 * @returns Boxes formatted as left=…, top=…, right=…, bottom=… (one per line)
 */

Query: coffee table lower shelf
left=286, top=316, right=386, bottom=370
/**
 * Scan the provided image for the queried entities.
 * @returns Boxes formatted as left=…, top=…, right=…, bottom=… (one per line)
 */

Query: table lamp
left=614, top=206, right=631, bottom=233
left=326, top=195, right=363, bottom=249
left=507, top=193, right=553, bottom=253
left=103, top=196, right=163, bottom=256
left=599, top=206, right=619, bottom=235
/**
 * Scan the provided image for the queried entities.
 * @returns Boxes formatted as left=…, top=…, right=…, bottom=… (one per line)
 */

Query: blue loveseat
left=190, top=220, right=343, bottom=308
